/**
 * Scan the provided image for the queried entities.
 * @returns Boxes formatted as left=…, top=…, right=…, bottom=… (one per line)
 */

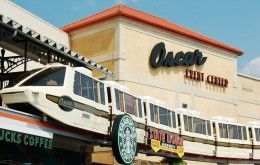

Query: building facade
left=1, top=1, right=260, bottom=165
left=62, top=5, right=260, bottom=164
left=63, top=5, right=260, bottom=126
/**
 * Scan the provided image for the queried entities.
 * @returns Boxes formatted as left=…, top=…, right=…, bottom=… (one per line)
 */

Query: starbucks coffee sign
left=0, top=128, right=52, bottom=149
left=112, top=114, right=137, bottom=165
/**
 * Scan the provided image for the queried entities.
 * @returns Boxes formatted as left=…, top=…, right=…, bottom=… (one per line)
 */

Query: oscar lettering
left=150, top=42, right=207, bottom=68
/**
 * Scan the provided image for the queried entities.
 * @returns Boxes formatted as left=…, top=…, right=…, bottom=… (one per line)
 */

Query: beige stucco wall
left=117, top=18, right=239, bottom=120
left=69, top=20, right=118, bottom=77
left=237, top=75, right=260, bottom=123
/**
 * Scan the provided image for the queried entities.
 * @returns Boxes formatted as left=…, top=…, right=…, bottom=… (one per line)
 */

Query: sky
left=12, top=0, right=260, bottom=78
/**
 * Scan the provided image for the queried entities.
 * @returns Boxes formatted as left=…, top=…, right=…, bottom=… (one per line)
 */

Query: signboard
left=58, top=95, right=75, bottom=112
left=149, top=42, right=228, bottom=88
left=112, top=114, right=137, bottom=165
left=0, top=128, right=52, bottom=149
left=185, top=69, right=228, bottom=87
left=148, top=128, right=184, bottom=158
left=150, top=42, right=207, bottom=68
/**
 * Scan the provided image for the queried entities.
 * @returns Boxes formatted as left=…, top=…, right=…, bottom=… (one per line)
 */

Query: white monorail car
left=247, top=122, right=260, bottom=159
left=176, top=108, right=215, bottom=156
left=141, top=96, right=179, bottom=138
left=212, top=116, right=251, bottom=159
left=105, top=81, right=146, bottom=143
left=0, top=64, right=110, bottom=135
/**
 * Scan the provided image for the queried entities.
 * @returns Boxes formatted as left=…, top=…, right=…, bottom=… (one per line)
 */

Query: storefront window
left=21, top=67, right=65, bottom=86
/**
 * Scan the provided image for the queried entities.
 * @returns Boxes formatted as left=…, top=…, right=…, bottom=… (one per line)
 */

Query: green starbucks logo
left=112, top=114, right=137, bottom=165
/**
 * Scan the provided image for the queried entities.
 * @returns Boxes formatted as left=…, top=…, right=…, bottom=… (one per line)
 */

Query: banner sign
left=0, top=128, right=53, bottom=149
left=148, top=128, right=184, bottom=158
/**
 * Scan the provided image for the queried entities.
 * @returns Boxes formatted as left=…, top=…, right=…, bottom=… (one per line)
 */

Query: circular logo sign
left=112, top=114, right=137, bottom=165
left=58, top=96, right=74, bottom=112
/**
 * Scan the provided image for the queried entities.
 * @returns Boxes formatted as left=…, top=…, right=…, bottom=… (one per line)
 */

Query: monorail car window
left=243, top=126, right=247, bottom=140
left=150, top=104, right=158, bottom=123
left=73, top=72, right=106, bottom=105
left=219, top=123, right=229, bottom=138
left=159, top=107, right=168, bottom=126
left=93, top=81, right=98, bottom=103
left=183, top=115, right=188, bottom=131
left=21, top=67, right=65, bottom=86
left=167, top=110, right=172, bottom=127
left=193, top=117, right=207, bottom=135
left=202, top=120, right=206, bottom=135
left=138, top=99, right=142, bottom=118
left=218, top=123, right=247, bottom=140
left=229, top=124, right=238, bottom=139
left=255, top=128, right=260, bottom=141
left=238, top=126, right=242, bottom=140
left=100, top=83, right=105, bottom=105
left=115, top=89, right=124, bottom=112
left=207, top=121, right=211, bottom=136
left=183, top=115, right=193, bottom=132
left=81, top=75, right=94, bottom=100
left=172, top=111, right=176, bottom=128
left=8, top=68, right=42, bottom=87
left=74, top=72, right=81, bottom=95
left=124, top=93, right=135, bottom=115
left=107, top=87, right=112, bottom=103
left=188, top=116, right=193, bottom=132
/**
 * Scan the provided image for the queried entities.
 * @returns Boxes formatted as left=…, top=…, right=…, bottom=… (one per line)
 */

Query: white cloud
left=240, top=56, right=260, bottom=79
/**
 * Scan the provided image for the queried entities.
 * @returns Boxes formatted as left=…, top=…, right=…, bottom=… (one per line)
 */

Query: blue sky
left=12, top=0, right=260, bottom=78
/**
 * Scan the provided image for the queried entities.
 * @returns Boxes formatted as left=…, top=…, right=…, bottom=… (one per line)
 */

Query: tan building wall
left=117, top=18, right=239, bottom=121
left=237, top=74, right=260, bottom=123
left=69, top=20, right=118, bottom=78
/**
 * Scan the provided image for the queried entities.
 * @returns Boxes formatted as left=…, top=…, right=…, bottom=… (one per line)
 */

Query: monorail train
left=0, top=64, right=260, bottom=160
left=176, top=108, right=215, bottom=156
left=212, top=117, right=251, bottom=159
